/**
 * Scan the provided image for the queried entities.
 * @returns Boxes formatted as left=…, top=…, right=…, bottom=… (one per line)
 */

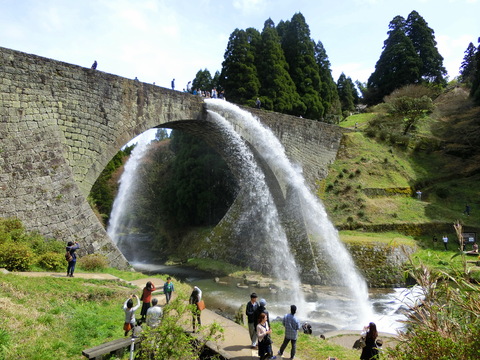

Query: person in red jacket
left=140, top=281, right=156, bottom=322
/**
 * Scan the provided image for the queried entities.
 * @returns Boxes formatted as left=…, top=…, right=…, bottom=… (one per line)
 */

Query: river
left=132, top=262, right=416, bottom=335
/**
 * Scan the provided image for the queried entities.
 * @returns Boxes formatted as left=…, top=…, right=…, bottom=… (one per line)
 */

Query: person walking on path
left=442, top=235, right=449, bottom=251
left=246, top=292, right=259, bottom=348
left=189, top=286, right=203, bottom=332
left=360, top=322, right=379, bottom=360
left=278, top=305, right=301, bottom=360
left=140, top=281, right=156, bottom=322
left=146, top=298, right=162, bottom=328
left=257, top=312, right=276, bottom=360
left=123, top=294, right=140, bottom=336
left=66, top=241, right=80, bottom=277
left=163, top=277, right=174, bottom=304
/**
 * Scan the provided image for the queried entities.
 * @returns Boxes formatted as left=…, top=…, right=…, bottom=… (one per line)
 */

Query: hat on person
left=259, top=298, right=267, bottom=306
left=250, top=292, right=258, bottom=298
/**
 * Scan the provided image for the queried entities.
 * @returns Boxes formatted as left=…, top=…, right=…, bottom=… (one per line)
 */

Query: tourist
left=416, top=190, right=422, bottom=200
left=171, top=78, right=175, bottom=90
left=123, top=294, right=140, bottom=336
left=66, top=241, right=80, bottom=277
left=442, top=235, right=448, bottom=251
left=246, top=292, right=259, bottom=348
left=146, top=298, right=163, bottom=328
left=189, top=286, right=203, bottom=332
left=257, top=312, right=275, bottom=360
left=360, top=322, right=379, bottom=360
left=187, top=81, right=192, bottom=93
left=256, top=97, right=261, bottom=109
left=140, top=281, right=156, bottom=322
left=254, top=298, right=270, bottom=330
left=302, top=322, right=312, bottom=334
left=278, top=305, right=301, bottom=359
left=464, top=204, right=471, bottom=216
left=212, top=87, right=217, bottom=98
left=91, top=60, right=97, bottom=69
left=163, top=276, right=175, bottom=304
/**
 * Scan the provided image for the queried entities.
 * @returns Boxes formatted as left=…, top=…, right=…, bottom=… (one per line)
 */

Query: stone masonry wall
left=0, top=46, right=346, bottom=272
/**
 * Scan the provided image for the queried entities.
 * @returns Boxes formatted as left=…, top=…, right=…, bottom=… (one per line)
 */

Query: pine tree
left=471, top=38, right=480, bottom=105
left=219, top=28, right=261, bottom=106
left=256, top=18, right=301, bottom=113
left=314, top=40, right=342, bottom=120
left=192, top=69, right=213, bottom=93
left=405, top=10, right=446, bottom=84
left=337, top=73, right=355, bottom=113
left=278, top=13, right=323, bottom=119
left=366, top=16, right=422, bottom=105
left=460, top=42, right=478, bottom=85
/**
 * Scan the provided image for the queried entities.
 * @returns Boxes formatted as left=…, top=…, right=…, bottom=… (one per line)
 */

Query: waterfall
left=205, top=99, right=373, bottom=325
left=107, top=130, right=155, bottom=250
left=207, top=110, right=306, bottom=310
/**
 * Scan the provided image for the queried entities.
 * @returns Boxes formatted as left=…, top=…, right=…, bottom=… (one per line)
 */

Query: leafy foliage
left=138, top=295, right=224, bottom=360
left=386, top=263, right=480, bottom=359
left=0, top=242, right=33, bottom=271
left=470, top=38, right=480, bottom=105
left=36, top=252, right=64, bottom=271
left=459, top=42, right=477, bottom=85
left=78, top=253, right=109, bottom=271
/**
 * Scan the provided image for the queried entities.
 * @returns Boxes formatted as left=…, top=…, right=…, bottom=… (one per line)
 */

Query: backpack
left=65, top=251, right=73, bottom=262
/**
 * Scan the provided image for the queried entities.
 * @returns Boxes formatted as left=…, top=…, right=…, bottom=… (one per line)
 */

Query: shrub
left=435, top=186, right=450, bottom=199
left=36, top=252, right=65, bottom=271
left=78, top=254, right=108, bottom=271
left=0, top=242, right=34, bottom=271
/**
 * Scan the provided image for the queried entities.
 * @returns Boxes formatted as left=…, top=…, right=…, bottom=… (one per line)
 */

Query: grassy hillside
left=320, top=86, right=480, bottom=245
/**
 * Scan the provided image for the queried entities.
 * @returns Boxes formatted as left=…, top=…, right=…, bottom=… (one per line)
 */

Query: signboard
left=462, top=232, right=476, bottom=243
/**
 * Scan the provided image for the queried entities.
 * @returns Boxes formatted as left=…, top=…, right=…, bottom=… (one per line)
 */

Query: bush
left=0, top=242, right=34, bottom=271
left=36, top=252, right=65, bottom=271
left=78, top=254, right=108, bottom=271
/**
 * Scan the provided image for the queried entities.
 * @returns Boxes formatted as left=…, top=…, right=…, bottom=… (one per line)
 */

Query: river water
left=132, top=262, right=416, bottom=335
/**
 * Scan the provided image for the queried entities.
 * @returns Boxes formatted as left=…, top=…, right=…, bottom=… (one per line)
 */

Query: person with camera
left=123, top=294, right=140, bottom=336
left=360, top=322, right=379, bottom=360
left=66, top=241, right=80, bottom=277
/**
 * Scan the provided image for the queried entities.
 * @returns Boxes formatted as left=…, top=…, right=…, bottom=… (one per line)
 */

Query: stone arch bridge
left=0, top=47, right=344, bottom=280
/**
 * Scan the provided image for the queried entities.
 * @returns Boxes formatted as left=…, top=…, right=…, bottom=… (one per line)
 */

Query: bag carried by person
left=65, top=251, right=73, bottom=262
left=262, top=333, right=273, bottom=345
left=196, top=300, right=206, bottom=311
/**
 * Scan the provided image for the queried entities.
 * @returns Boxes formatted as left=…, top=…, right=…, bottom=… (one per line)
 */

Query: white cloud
left=233, top=0, right=267, bottom=13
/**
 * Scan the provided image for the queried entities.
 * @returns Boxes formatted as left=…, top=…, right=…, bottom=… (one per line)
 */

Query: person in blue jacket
left=66, top=241, right=80, bottom=277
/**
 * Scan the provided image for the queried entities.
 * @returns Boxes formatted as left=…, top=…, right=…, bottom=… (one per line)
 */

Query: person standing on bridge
left=277, top=305, right=301, bottom=360
left=66, top=241, right=80, bottom=277
left=246, top=292, right=259, bottom=349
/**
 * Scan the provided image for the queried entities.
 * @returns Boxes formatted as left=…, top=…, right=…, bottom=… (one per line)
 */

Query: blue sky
left=1, top=0, right=478, bottom=92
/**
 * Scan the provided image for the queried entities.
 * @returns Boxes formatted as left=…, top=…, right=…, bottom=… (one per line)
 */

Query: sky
left=1, top=0, right=479, bottom=93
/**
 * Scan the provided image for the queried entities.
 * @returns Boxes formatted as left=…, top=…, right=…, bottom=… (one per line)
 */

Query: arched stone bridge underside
left=0, top=47, right=344, bottom=280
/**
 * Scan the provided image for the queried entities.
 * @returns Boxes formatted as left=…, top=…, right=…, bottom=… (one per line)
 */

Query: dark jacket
left=254, top=305, right=269, bottom=327
left=66, top=243, right=80, bottom=261
left=246, top=301, right=258, bottom=323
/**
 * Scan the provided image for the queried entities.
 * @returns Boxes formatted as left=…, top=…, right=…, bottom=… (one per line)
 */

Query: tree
left=337, top=73, right=355, bottom=114
left=154, top=128, right=169, bottom=141
left=255, top=18, right=301, bottom=113
left=278, top=13, right=323, bottom=119
left=219, top=28, right=261, bottom=106
left=314, top=40, right=342, bottom=120
left=460, top=42, right=478, bottom=85
left=405, top=10, right=446, bottom=85
left=192, top=69, right=213, bottom=93
left=470, top=37, right=480, bottom=104
left=366, top=16, right=422, bottom=105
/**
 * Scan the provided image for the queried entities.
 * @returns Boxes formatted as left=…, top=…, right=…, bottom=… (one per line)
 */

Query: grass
left=340, top=230, right=416, bottom=246
left=338, top=113, right=376, bottom=129
left=0, top=271, right=192, bottom=360
left=270, top=322, right=360, bottom=360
